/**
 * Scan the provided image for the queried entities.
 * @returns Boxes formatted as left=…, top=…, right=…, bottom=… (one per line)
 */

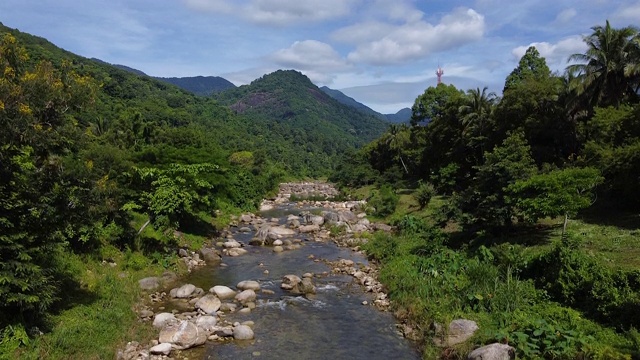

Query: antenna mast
left=436, top=65, right=444, bottom=85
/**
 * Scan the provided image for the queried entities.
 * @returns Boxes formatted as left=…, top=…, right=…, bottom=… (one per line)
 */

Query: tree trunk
left=138, top=219, right=151, bottom=235
left=562, top=213, right=569, bottom=238
left=399, top=156, right=409, bottom=174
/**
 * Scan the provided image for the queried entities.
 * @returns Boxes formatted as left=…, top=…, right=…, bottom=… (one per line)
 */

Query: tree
left=496, top=49, right=570, bottom=166
left=458, top=86, right=496, bottom=159
left=504, top=46, right=551, bottom=92
left=411, top=83, right=464, bottom=126
left=386, top=124, right=410, bottom=174
left=123, top=163, right=219, bottom=232
left=0, top=34, right=97, bottom=320
left=508, top=167, right=604, bottom=236
left=457, top=132, right=537, bottom=230
left=567, top=20, right=640, bottom=109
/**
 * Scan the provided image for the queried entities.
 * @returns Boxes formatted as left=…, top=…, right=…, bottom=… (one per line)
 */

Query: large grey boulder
left=467, top=343, right=515, bottom=360
left=235, top=289, right=256, bottom=304
left=195, top=295, right=221, bottom=314
left=298, top=277, right=316, bottom=295
left=158, top=321, right=207, bottom=350
left=196, top=316, right=218, bottom=332
left=281, top=275, right=301, bottom=291
left=199, top=247, right=221, bottom=263
left=268, top=226, right=296, bottom=237
left=233, top=324, right=255, bottom=340
left=434, top=319, right=479, bottom=347
left=237, top=280, right=261, bottom=291
left=226, top=248, right=248, bottom=257
left=174, top=284, right=197, bottom=298
left=138, top=277, right=160, bottom=291
left=153, top=312, right=177, bottom=328
left=149, top=343, right=172, bottom=355
left=223, top=240, right=242, bottom=249
left=299, top=224, right=320, bottom=233
left=210, top=285, right=236, bottom=300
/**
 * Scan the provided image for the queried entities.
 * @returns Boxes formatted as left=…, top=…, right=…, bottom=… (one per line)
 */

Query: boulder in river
left=210, top=285, right=236, bottom=300
left=196, top=316, right=218, bottom=332
left=299, top=224, right=320, bottom=233
left=174, top=284, right=197, bottom=298
left=235, top=289, right=256, bottom=304
left=195, top=295, right=221, bottom=314
left=158, top=320, right=207, bottom=350
left=226, top=248, right=248, bottom=257
left=153, top=312, right=177, bottom=328
left=269, top=226, right=296, bottom=237
left=233, top=324, right=255, bottom=340
left=199, top=247, right=222, bottom=263
left=237, top=280, right=261, bottom=291
left=281, top=275, right=301, bottom=291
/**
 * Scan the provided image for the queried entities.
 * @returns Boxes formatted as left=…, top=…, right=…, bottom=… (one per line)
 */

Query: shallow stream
left=179, top=204, right=420, bottom=360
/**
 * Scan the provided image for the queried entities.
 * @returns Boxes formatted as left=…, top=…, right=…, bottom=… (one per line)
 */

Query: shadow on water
left=179, top=204, right=420, bottom=360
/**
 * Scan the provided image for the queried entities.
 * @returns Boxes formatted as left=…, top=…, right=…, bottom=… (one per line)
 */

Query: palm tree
left=458, top=87, right=496, bottom=159
left=386, top=124, right=409, bottom=174
left=567, top=20, right=640, bottom=109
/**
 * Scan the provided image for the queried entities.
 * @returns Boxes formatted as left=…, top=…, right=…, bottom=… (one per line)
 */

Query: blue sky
left=0, top=0, right=638, bottom=113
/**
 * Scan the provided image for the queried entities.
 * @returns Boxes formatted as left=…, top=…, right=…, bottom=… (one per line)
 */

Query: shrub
left=414, top=181, right=436, bottom=209
left=368, top=185, right=398, bottom=217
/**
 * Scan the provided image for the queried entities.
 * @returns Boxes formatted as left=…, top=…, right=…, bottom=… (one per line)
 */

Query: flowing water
left=180, top=204, right=420, bottom=360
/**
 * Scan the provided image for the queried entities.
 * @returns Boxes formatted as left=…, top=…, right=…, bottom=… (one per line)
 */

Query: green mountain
left=385, top=107, right=412, bottom=123
left=319, top=86, right=411, bottom=123
left=319, top=85, right=384, bottom=119
left=154, top=76, right=236, bottom=95
left=93, top=60, right=237, bottom=96
left=214, top=70, right=390, bottom=173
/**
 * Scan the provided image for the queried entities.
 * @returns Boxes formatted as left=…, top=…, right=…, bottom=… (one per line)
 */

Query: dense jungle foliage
left=334, top=20, right=640, bottom=358
left=0, top=22, right=389, bottom=355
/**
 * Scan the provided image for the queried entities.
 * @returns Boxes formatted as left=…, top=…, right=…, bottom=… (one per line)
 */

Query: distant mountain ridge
left=319, top=86, right=410, bottom=123
left=155, top=76, right=236, bottom=96
left=94, top=61, right=236, bottom=95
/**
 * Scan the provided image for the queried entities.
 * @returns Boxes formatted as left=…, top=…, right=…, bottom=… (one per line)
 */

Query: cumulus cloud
left=344, top=7, right=485, bottom=65
left=182, top=0, right=357, bottom=26
left=268, top=40, right=351, bottom=84
left=512, top=36, right=588, bottom=71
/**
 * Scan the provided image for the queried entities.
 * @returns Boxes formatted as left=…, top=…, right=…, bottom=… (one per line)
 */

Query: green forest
left=1, top=16, right=640, bottom=359
left=331, top=21, right=640, bottom=358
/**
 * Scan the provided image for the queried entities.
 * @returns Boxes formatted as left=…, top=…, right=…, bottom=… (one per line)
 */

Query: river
left=176, top=203, right=420, bottom=360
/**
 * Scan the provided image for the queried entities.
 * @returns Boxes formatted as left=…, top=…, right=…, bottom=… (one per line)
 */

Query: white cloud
left=512, top=36, right=588, bottom=71
left=555, top=8, right=577, bottom=23
left=182, top=0, right=358, bottom=26
left=270, top=40, right=349, bottom=70
left=345, top=7, right=485, bottom=65
left=268, top=40, right=352, bottom=84
left=331, top=21, right=396, bottom=44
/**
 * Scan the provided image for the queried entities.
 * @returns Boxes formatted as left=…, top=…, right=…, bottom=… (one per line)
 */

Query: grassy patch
left=14, top=253, right=160, bottom=360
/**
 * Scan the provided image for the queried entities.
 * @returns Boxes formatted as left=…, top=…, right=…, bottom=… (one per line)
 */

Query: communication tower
left=436, top=66, right=444, bottom=85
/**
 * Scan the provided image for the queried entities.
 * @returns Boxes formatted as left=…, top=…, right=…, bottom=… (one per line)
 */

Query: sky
left=0, top=1, right=638, bottom=114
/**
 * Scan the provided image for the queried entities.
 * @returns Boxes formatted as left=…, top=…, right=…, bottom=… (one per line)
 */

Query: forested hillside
left=214, top=70, right=390, bottom=174
left=332, top=20, right=640, bottom=358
